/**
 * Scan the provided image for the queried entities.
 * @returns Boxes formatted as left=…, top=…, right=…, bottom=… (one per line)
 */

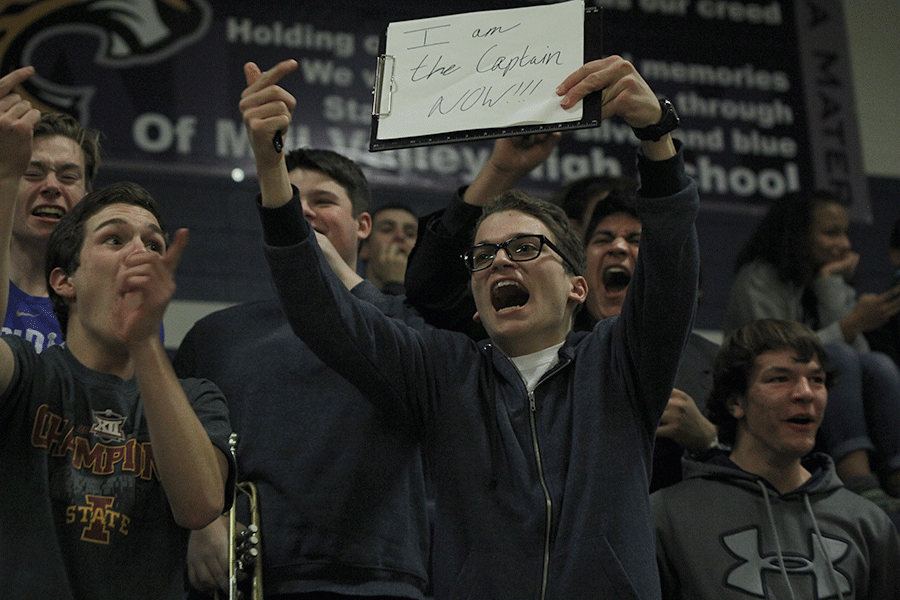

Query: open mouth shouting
left=491, top=279, right=530, bottom=312
left=602, top=265, right=632, bottom=294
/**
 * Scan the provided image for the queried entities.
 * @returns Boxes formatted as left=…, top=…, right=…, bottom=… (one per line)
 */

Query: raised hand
left=240, top=60, right=299, bottom=208
left=819, top=250, right=860, bottom=281
left=371, top=242, right=409, bottom=285
left=556, top=55, right=661, bottom=128
left=113, top=228, right=189, bottom=348
left=657, top=388, right=718, bottom=452
left=0, top=66, right=40, bottom=183
left=240, top=60, right=298, bottom=172
left=464, top=133, right=561, bottom=207
left=491, top=134, right=561, bottom=176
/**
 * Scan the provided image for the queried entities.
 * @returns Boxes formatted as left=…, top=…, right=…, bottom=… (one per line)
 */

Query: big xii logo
left=0, top=0, right=212, bottom=119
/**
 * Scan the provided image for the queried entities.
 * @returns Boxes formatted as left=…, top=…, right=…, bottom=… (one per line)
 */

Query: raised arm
left=0, top=67, right=40, bottom=323
left=0, top=67, right=41, bottom=395
left=240, top=60, right=297, bottom=210
left=117, top=229, right=229, bottom=529
left=464, top=134, right=560, bottom=207
left=239, top=60, right=369, bottom=294
left=566, top=57, right=697, bottom=418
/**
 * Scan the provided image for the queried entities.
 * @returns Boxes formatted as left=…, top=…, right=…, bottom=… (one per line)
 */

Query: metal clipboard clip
left=372, top=54, right=396, bottom=117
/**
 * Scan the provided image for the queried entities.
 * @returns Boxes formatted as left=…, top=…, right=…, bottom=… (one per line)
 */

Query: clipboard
left=370, top=5, right=602, bottom=152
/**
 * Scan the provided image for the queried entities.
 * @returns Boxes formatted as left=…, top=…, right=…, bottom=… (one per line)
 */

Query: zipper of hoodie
left=528, top=389, right=551, bottom=600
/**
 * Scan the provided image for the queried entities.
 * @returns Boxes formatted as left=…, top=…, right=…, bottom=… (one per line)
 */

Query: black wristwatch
left=631, top=97, right=679, bottom=142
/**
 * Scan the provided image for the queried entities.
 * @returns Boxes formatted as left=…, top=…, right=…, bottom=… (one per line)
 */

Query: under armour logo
left=723, top=527, right=851, bottom=598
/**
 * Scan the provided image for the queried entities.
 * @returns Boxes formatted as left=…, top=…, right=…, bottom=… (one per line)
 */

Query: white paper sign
left=376, top=0, right=584, bottom=141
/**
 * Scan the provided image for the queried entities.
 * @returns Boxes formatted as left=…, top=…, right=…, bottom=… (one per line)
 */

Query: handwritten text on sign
left=377, top=0, right=584, bottom=140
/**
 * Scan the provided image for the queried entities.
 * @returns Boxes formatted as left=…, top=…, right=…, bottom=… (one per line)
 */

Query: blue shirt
left=2, top=281, right=63, bottom=353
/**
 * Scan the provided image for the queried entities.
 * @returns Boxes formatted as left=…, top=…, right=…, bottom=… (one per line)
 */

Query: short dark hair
left=370, top=201, right=417, bottom=222
left=551, top=175, right=636, bottom=226
left=45, top=182, right=167, bottom=336
left=34, top=112, right=101, bottom=189
left=706, top=319, right=835, bottom=445
left=285, top=148, right=371, bottom=216
left=474, top=190, right=585, bottom=276
left=583, top=188, right=640, bottom=247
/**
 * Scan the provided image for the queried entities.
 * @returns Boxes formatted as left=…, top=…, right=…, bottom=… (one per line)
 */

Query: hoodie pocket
left=448, top=549, right=542, bottom=600
left=549, top=534, right=643, bottom=600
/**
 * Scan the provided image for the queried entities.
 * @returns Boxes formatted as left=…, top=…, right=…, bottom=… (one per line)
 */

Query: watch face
left=633, top=99, right=679, bottom=141
left=661, top=100, right=680, bottom=128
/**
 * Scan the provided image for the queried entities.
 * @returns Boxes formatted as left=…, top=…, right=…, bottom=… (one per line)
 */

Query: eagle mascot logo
left=0, top=0, right=212, bottom=121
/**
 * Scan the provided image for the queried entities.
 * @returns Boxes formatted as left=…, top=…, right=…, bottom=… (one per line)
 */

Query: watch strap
left=631, top=97, right=680, bottom=142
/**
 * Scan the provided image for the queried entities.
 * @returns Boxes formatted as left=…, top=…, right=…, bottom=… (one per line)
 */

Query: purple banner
left=0, top=0, right=869, bottom=219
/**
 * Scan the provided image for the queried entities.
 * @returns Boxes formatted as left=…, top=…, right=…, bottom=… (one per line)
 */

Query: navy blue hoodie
left=259, top=155, right=699, bottom=600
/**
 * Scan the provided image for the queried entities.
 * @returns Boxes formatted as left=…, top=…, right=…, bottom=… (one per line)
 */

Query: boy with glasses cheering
left=463, top=233, right=580, bottom=274
left=242, top=55, right=699, bottom=600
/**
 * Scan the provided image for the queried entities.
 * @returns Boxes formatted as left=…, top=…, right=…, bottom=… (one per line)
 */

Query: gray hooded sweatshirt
left=652, top=452, right=900, bottom=599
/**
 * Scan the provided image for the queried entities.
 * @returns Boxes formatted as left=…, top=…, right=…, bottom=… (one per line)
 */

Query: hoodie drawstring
left=758, top=481, right=848, bottom=600
left=804, top=493, right=847, bottom=600
left=758, top=481, right=798, bottom=600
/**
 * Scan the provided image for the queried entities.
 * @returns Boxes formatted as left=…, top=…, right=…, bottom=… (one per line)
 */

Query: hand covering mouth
left=492, top=280, right=530, bottom=311
left=602, top=266, right=632, bottom=293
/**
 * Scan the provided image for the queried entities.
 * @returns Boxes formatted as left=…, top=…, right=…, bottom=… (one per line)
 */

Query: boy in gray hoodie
left=652, top=318, right=900, bottom=600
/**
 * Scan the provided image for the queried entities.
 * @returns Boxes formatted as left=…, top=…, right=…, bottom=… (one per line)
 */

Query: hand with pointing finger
left=240, top=60, right=299, bottom=172
left=0, top=66, right=40, bottom=184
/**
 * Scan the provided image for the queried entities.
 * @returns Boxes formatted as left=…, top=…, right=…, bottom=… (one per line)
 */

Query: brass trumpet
left=221, top=434, right=263, bottom=600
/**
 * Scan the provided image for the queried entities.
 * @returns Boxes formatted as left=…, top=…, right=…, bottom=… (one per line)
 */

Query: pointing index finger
left=0, top=66, right=35, bottom=98
left=163, top=228, right=190, bottom=273
left=242, top=60, right=298, bottom=96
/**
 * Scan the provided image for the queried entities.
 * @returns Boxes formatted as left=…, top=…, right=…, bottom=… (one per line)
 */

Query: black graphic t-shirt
left=0, top=335, right=231, bottom=600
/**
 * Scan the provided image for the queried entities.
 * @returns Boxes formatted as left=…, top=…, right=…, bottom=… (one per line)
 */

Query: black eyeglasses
left=461, top=234, right=578, bottom=273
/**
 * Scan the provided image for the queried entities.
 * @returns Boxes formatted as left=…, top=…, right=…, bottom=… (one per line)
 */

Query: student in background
left=176, top=146, right=431, bottom=600
left=0, top=67, right=100, bottom=352
left=653, top=318, right=900, bottom=599
left=726, top=188, right=900, bottom=518
left=579, top=193, right=720, bottom=489
left=863, top=215, right=900, bottom=367
left=359, top=201, right=418, bottom=295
